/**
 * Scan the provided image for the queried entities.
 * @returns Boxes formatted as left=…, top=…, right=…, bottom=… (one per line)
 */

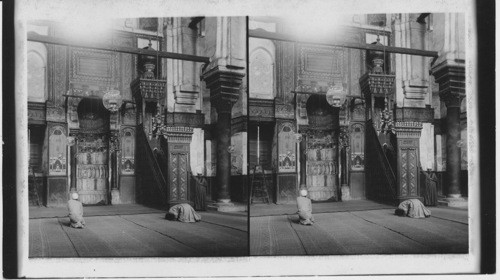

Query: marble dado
left=76, top=164, right=108, bottom=179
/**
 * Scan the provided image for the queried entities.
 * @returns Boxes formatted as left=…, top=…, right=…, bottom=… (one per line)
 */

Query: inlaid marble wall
left=48, top=125, right=67, bottom=176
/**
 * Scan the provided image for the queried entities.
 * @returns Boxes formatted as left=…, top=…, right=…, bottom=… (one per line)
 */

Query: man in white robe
left=67, top=192, right=85, bottom=228
left=297, top=189, right=315, bottom=225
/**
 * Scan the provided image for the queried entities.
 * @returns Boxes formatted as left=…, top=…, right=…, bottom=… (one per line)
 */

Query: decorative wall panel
left=121, top=128, right=135, bottom=175
left=50, top=45, right=68, bottom=105
left=277, top=122, right=296, bottom=173
left=276, top=41, right=295, bottom=103
left=70, top=48, right=118, bottom=86
left=350, top=123, right=365, bottom=170
left=249, top=48, right=274, bottom=99
left=48, top=125, right=67, bottom=175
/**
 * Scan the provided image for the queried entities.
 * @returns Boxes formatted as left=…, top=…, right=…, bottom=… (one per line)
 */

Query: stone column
left=432, top=61, right=466, bottom=204
left=201, top=17, right=246, bottom=211
left=110, top=131, right=121, bottom=204
left=202, top=66, right=244, bottom=207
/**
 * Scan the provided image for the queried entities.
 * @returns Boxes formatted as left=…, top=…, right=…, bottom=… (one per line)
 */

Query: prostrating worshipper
left=67, top=192, right=86, bottom=228
left=165, top=203, right=201, bottom=223
left=395, top=198, right=431, bottom=218
left=297, top=189, right=315, bottom=225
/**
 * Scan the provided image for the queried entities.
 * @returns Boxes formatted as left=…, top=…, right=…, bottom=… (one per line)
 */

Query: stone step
left=438, top=197, right=468, bottom=208
left=207, top=202, right=247, bottom=212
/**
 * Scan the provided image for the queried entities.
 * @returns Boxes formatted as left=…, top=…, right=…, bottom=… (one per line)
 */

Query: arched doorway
left=75, top=98, right=110, bottom=205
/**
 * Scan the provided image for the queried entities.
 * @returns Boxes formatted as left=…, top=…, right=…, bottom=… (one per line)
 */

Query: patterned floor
left=30, top=211, right=248, bottom=258
left=250, top=208, right=468, bottom=255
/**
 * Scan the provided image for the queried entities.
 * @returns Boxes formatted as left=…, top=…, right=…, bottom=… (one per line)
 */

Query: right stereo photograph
left=247, top=14, right=469, bottom=256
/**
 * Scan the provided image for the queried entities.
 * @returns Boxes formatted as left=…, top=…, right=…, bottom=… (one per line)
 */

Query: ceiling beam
left=28, top=33, right=211, bottom=63
left=249, top=28, right=438, bottom=58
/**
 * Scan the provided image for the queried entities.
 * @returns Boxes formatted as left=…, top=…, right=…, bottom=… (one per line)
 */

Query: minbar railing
left=136, top=124, right=168, bottom=207
left=365, top=119, right=397, bottom=205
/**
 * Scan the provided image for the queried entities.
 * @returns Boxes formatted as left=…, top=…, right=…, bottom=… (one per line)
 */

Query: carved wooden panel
left=121, top=127, right=135, bottom=175
left=277, top=121, right=296, bottom=173
left=48, top=125, right=67, bottom=175
left=399, top=147, right=419, bottom=197
left=168, top=143, right=191, bottom=203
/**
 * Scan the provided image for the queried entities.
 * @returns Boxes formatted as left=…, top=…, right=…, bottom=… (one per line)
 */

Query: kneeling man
left=297, top=189, right=315, bottom=225
left=68, top=192, right=85, bottom=228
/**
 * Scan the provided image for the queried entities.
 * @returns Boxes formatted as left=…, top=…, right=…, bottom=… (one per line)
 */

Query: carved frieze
left=164, top=126, right=194, bottom=143
left=131, top=78, right=167, bottom=102
left=46, top=105, right=66, bottom=123
left=275, top=104, right=295, bottom=119
left=395, top=121, right=423, bottom=139
left=165, top=112, right=204, bottom=128
left=359, top=72, right=396, bottom=98
left=249, top=98, right=274, bottom=120
left=395, top=107, right=434, bottom=123
left=28, top=102, right=46, bottom=123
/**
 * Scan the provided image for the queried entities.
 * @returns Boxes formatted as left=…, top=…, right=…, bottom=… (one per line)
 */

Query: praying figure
left=297, top=189, right=315, bottom=225
left=67, top=192, right=85, bottom=228
left=165, top=203, right=201, bottom=223
left=395, top=198, right=431, bottom=218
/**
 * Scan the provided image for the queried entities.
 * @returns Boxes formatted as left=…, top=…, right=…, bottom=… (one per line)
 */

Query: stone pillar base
left=341, top=185, right=351, bottom=201
left=207, top=202, right=247, bottom=212
left=111, top=189, right=121, bottom=205
left=439, top=196, right=468, bottom=208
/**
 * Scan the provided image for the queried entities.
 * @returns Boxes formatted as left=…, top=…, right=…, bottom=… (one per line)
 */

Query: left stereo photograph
left=26, top=16, right=249, bottom=258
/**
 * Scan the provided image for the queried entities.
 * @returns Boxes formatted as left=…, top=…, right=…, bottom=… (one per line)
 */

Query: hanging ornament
left=326, top=79, right=346, bottom=108
left=103, top=89, right=123, bottom=112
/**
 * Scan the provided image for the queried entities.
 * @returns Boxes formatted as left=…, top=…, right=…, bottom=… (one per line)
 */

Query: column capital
left=431, top=59, right=466, bottom=108
left=202, top=65, right=245, bottom=113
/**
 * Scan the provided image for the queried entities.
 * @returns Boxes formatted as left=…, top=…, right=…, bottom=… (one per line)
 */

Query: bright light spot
left=59, top=17, right=114, bottom=42
left=282, top=14, right=353, bottom=42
